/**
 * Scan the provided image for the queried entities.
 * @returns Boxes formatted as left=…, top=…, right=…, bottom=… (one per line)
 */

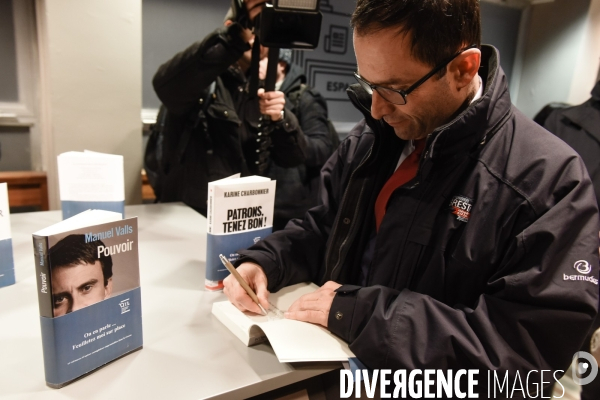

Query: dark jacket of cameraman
left=236, top=46, right=599, bottom=384
left=151, top=23, right=333, bottom=222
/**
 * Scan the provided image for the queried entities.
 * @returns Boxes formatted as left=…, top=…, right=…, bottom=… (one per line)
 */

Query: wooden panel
left=0, top=171, right=49, bottom=211
left=141, top=169, right=156, bottom=201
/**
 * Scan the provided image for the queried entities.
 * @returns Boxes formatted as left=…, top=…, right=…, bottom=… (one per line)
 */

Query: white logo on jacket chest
left=563, top=260, right=598, bottom=285
left=575, top=260, right=592, bottom=274
left=449, top=195, right=474, bottom=222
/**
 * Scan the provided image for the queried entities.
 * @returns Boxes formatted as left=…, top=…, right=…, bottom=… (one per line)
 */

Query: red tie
left=375, top=140, right=426, bottom=231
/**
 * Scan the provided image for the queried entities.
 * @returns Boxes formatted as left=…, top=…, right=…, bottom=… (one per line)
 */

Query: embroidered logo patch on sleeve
left=449, top=195, right=474, bottom=222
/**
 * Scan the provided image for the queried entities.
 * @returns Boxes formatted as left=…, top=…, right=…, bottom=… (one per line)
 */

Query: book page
left=57, top=151, right=124, bottom=201
left=33, top=210, right=122, bottom=236
left=258, top=318, right=354, bottom=362
left=212, top=283, right=355, bottom=362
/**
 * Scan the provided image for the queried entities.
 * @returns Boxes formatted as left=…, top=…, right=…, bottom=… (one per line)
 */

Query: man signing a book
left=224, top=0, right=599, bottom=393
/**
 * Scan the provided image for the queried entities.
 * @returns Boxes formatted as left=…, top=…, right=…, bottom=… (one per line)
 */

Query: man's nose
left=71, top=295, right=83, bottom=313
left=370, top=90, right=394, bottom=120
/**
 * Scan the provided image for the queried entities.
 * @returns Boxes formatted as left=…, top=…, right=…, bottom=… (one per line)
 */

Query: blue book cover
left=0, top=238, right=15, bottom=288
left=206, top=175, right=276, bottom=290
left=206, top=227, right=272, bottom=286
left=32, top=211, right=142, bottom=387
left=0, top=183, right=15, bottom=288
left=61, top=200, right=125, bottom=219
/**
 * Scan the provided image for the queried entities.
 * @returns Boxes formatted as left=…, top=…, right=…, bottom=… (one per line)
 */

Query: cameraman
left=151, top=0, right=334, bottom=230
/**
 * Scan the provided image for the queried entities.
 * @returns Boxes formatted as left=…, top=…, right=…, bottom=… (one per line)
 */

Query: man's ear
left=105, top=277, right=113, bottom=298
left=224, top=19, right=233, bottom=27
left=449, top=48, right=481, bottom=91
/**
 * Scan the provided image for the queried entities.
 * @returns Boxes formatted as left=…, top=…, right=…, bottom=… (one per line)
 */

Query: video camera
left=255, top=0, right=322, bottom=50
left=232, top=0, right=322, bottom=50
left=232, top=0, right=323, bottom=92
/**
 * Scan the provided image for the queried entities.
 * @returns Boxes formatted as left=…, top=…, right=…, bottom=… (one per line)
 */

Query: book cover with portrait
left=206, top=174, right=276, bottom=291
left=32, top=210, right=142, bottom=388
left=0, top=182, right=15, bottom=288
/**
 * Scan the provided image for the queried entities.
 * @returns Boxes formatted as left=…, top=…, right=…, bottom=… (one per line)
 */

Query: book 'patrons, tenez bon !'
left=205, top=175, right=276, bottom=290
left=32, top=210, right=143, bottom=388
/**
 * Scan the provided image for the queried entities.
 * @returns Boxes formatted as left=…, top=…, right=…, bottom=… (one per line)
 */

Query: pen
left=219, top=254, right=268, bottom=316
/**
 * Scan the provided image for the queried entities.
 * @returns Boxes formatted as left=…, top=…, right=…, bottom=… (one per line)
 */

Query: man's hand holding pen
left=223, top=262, right=270, bottom=315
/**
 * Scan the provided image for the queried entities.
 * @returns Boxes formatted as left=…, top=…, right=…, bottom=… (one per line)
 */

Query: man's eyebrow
left=356, top=71, right=410, bottom=87
left=77, top=279, right=99, bottom=290
left=53, top=291, right=71, bottom=302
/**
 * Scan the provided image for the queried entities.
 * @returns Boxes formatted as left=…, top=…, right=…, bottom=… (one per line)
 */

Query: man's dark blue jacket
left=237, top=46, right=600, bottom=384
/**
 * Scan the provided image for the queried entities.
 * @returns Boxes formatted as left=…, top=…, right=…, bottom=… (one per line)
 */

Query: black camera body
left=256, top=1, right=322, bottom=50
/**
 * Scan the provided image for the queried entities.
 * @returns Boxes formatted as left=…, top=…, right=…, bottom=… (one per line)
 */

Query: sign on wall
left=291, top=0, right=357, bottom=123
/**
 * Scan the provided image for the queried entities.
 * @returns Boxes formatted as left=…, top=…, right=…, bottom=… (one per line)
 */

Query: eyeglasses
left=354, top=44, right=478, bottom=106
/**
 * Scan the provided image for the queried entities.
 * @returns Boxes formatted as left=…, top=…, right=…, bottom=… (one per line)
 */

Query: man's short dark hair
left=351, top=0, right=481, bottom=70
left=49, top=234, right=113, bottom=286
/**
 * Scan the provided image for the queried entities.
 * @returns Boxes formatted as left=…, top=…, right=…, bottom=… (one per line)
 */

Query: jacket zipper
left=403, top=107, right=513, bottom=289
left=324, top=88, right=378, bottom=280
left=325, top=143, right=374, bottom=281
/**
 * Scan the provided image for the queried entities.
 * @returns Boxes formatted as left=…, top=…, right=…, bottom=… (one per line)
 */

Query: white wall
left=513, top=0, right=597, bottom=118
left=36, top=0, right=142, bottom=209
left=568, top=0, right=600, bottom=104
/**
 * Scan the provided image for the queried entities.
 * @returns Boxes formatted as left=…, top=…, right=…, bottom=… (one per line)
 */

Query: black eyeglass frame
left=354, top=44, right=478, bottom=105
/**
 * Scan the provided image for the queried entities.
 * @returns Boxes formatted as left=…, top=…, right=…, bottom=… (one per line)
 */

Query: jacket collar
left=560, top=80, right=600, bottom=143
left=592, top=80, right=600, bottom=102
left=279, top=63, right=307, bottom=94
left=561, top=100, right=600, bottom=144
left=347, top=45, right=512, bottom=162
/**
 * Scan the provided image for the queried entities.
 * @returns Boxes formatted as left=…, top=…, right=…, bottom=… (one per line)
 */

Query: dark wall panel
left=0, top=0, right=19, bottom=102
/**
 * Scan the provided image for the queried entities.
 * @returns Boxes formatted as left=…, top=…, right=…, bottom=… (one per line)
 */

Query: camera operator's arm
left=258, top=88, right=332, bottom=169
left=289, top=87, right=332, bottom=168
left=152, top=11, right=257, bottom=116
left=258, top=89, right=308, bottom=167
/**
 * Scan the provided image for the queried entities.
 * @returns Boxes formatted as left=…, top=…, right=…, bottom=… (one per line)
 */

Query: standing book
left=212, top=283, right=355, bottom=362
left=32, top=209, right=143, bottom=388
left=0, top=183, right=15, bottom=288
left=205, top=174, right=276, bottom=290
left=57, top=151, right=125, bottom=219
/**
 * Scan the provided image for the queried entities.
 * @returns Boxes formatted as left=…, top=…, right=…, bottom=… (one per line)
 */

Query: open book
left=212, top=283, right=354, bottom=362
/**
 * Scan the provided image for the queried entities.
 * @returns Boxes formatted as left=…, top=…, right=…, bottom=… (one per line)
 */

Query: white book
left=205, top=174, right=276, bottom=290
left=57, top=151, right=125, bottom=219
left=0, top=183, right=15, bottom=288
left=212, top=283, right=355, bottom=362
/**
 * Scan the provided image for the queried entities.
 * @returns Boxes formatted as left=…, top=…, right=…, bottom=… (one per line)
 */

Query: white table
left=0, top=203, right=339, bottom=399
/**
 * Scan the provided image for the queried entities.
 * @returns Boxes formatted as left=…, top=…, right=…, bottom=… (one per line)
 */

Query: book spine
left=32, top=234, right=53, bottom=318
left=39, top=316, right=60, bottom=387
left=207, top=184, right=214, bottom=234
